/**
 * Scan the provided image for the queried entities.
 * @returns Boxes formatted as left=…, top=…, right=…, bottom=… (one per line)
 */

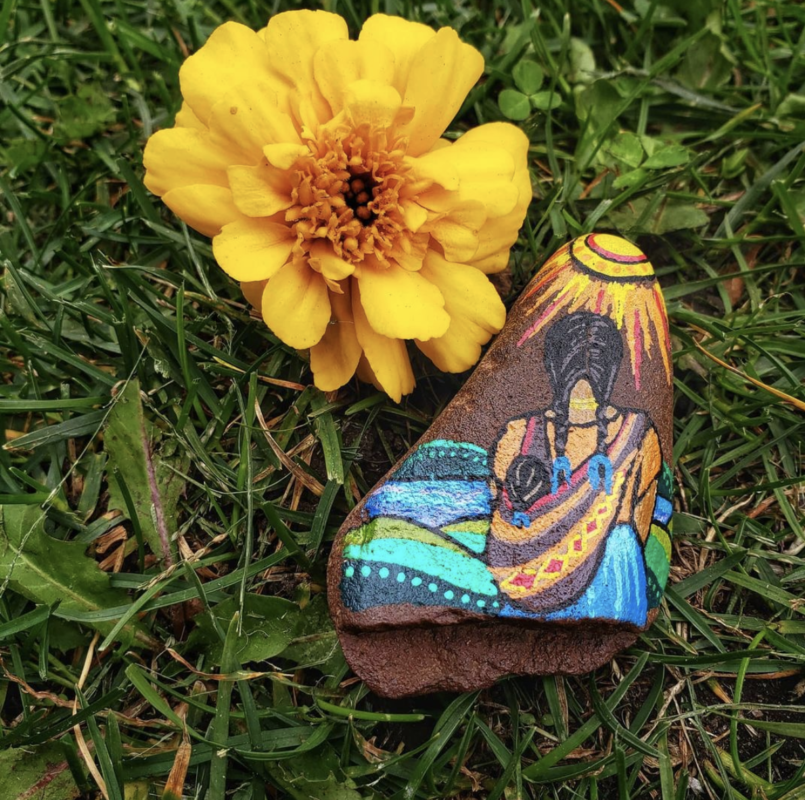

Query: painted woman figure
left=486, top=310, right=663, bottom=627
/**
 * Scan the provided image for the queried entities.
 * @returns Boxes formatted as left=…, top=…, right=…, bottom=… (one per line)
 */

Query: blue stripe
left=653, top=496, right=672, bottom=525
left=365, top=480, right=492, bottom=528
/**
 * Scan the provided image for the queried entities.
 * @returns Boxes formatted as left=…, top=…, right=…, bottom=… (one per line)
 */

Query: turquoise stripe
left=343, top=539, right=498, bottom=597
left=444, top=530, right=487, bottom=553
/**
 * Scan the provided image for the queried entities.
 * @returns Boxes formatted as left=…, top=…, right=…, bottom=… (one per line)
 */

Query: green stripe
left=344, top=518, right=466, bottom=556
left=442, top=520, right=490, bottom=535
left=658, top=461, right=673, bottom=500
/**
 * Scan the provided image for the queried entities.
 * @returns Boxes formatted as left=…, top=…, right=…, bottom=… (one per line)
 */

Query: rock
left=327, top=234, right=674, bottom=697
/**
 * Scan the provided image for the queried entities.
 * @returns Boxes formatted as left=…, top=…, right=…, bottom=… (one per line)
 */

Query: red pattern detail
left=587, top=521, right=597, bottom=533
left=546, top=559, right=564, bottom=574
left=522, top=415, right=538, bottom=455
left=518, top=300, right=560, bottom=347
left=588, top=233, right=647, bottom=263
left=654, top=285, right=671, bottom=349
left=573, top=538, right=583, bottom=552
left=511, top=573, right=536, bottom=589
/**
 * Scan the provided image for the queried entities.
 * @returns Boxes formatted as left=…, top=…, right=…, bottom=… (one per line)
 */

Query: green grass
left=1, top=0, right=805, bottom=797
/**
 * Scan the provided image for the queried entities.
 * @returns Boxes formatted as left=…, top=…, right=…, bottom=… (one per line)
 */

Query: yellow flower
left=143, top=11, right=531, bottom=401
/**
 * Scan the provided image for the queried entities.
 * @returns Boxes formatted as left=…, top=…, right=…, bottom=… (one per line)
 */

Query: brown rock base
left=340, top=622, right=641, bottom=697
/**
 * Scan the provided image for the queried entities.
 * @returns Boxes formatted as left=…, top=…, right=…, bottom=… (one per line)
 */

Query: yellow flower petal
left=308, top=242, right=355, bottom=287
left=162, top=185, right=243, bottom=237
left=415, top=251, right=505, bottom=372
left=208, top=81, right=301, bottom=163
left=353, top=282, right=415, bottom=402
left=401, top=28, right=484, bottom=156
left=313, top=39, right=396, bottom=115
left=358, top=14, right=436, bottom=97
left=179, top=22, right=284, bottom=124
left=263, top=10, right=349, bottom=122
left=143, top=128, right=233, bottom=196
left=212, top=218, right=294, bottom=281
left=262, top=143, right=309, bottom=170
left=175, top=101, right=205, bottom=130
left=262, top=260, right=331, bottom=349
left=415, top=139, right=518, bottom=218
left=286, top=89, right=323, bottom=136
left=400, top=200, right=428, bottom=233
left=357, top=260, right=449, bottom=341
left=426, top=200, right=486, bottom=262
left=343, top=80, right=403, bottom=129
left=241, top=279, right=267, bottom=308
left=356, top=356, right=382, bottom=392
left=227, top=164, right=293, bottom=217
left=404, top=153, right=460, bottom=191
left=470, top=218, right=525, bottom=274
left=389, top=247, right=428, bottom=273
left=310, top=286, right=362, bottom=391
left=462, top=123, right=532, bottom=273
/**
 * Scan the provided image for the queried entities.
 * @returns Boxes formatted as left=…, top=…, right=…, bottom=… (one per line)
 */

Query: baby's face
left=506, top=454, right=550, bottom=511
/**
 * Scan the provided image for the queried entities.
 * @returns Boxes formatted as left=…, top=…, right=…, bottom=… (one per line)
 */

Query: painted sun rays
left=518, top=234, right=671, bottom=390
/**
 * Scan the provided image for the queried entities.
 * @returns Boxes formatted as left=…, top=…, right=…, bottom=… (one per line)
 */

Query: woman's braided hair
left=543, top=311, right=623, bottom=461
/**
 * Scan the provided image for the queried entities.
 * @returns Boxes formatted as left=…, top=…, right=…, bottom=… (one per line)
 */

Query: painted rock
left=327, top=235, right=673, bottom=697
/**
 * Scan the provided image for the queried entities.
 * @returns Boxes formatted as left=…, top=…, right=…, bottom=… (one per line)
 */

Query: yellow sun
left=519, top=234, right=671, bottom=389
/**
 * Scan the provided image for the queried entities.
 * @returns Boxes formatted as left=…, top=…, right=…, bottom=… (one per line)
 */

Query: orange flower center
left=285, top=123, right=419, bottom=268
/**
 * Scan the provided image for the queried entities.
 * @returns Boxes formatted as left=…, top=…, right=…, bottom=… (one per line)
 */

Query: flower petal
left=353, top=282, right=415, bottom=402
left=212, top=218, right=294, bottom=281
left=415, top=251, right=506, bottom=372
left=356, top=356, right=382, bottom=392
left=262, top=143, right=309, bottom=170
left=263, top=10, right=349, bottom=123
left=357, top=260, right=449, bottom=341
left=426, top=200, right=487, bottom=262
left=462, top=123, right=532, bottom=273
left=400, top=200, right=428, bottom=232
left=241, top=279, right=267, bottom=308
left=358, top=14, right=436, bottom=97
left=415, top=138, right=518, bottom=218
left=400, top=28, right=484, bottom=156
left=404, top=152, right=459, bottom=191
left=175, top=101, right=206, bottom=130
left=262, top=260, right=331, bottom=349
left=343, top=80, right=403, bottom=129
left=227, top=164, right=294, bottom=217
left=143, top=128, right=233, bottom=196
left=208, top=80, right=301, bottom=163
left=308, top=241, right=355, bottom=287
left=162, top=185, right=243, bottom=237
left=314, top=39, right=396, bottom=115
left=179, top=22, right=285, bottom=124
left=310, top=285, right=362, bottom=391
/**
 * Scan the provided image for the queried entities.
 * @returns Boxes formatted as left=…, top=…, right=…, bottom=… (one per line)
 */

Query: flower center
left=285, top=124, right=424, bottom=270
left=343, top=172, right=378, bottom=226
